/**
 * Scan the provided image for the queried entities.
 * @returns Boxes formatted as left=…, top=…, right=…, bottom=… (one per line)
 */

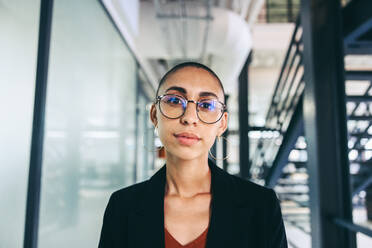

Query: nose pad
left=180, top=100, right=199, bottom=124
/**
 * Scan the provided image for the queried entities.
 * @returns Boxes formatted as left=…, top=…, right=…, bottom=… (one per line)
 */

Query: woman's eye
left=166, top=97, right=182, bottom=105
left=199, top=101, right=216, bottom=110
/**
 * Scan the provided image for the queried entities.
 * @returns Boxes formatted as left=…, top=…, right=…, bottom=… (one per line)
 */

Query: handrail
left=266, top=18, right=301, bottom=125
left=333, top=218, right=372, bottom=237
left=250, top=17, right=304, bottom=182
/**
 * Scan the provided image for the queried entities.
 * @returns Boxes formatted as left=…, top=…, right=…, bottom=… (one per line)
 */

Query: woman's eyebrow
left=199, top=91, right=218, bottom=99
left=165, top=86, right=186, bottom=94
left=165, top=86, right=220, bottom=100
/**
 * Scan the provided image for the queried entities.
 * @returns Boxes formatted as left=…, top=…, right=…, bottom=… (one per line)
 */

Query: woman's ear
left=218, top=111, right=228, bottom=136
left=150, top=103, right=158, bottom=127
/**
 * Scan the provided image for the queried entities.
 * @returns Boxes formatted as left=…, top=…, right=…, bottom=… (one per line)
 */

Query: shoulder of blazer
left=212, top=164, right=277, bottom=208
left=107, top=164, right=167, bottom=216
left=108, top=179, right=149, bottom=213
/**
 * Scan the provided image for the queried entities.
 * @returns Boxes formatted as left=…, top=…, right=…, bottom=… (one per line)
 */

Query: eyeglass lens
left=159, top=94, right=224, bottom=123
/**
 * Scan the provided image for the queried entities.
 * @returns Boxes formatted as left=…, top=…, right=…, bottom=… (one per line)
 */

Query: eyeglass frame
left=155, top=93, right=227, bottom=124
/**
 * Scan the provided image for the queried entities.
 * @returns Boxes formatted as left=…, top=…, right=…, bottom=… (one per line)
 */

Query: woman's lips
left=174, top=133, right=201, bottom=146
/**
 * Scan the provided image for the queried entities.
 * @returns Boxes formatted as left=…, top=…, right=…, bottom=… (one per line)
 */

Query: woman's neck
left=165, top=154, right=211, bottom=198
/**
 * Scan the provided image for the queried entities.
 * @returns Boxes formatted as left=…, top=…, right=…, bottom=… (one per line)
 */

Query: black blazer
left=99, top=160, right=288, bottom=247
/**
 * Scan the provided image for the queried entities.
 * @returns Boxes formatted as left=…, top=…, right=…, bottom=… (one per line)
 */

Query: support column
left=367, top=186, right=372, bottom=221
left=301, top=0, right=356, bottom=247
left=238, top=53, right=252, bottom=178
left=24, top=0, right=54, bottom=247
left=223, top=95, right=229, bottom=171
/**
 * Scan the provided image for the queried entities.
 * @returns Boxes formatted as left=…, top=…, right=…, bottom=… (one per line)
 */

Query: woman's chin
left=165, top=147, right=205, bottom=161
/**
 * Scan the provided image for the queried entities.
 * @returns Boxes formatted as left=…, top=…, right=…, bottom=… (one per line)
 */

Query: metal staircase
left=249, top=0, right=372, bottom=245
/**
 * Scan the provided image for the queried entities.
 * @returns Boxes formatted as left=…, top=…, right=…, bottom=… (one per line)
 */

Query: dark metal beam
left=342, top=0, right=372, bottom=44
left=352, top=174, right=372, bottom=197
left=345, top=46, right=372, bottom=55
left=301, top=0, right=356, bottom=247
left=347, top=95, right=372, bottom=102
left=349, top=132, right=372, bottom=139
left=348, top=115, right=372, bottom=121
left=265, top=97, right=304, bottom=188
left=249, top=126, right=280, bottom=132
left=342, top=0, right=372, bottom=55
left=23, top=0, right=54, bottom=247
left=223, top=95, right=229, bottom=171
left=238, top=53, right=252, bottom=178
left=333, top=218, right=372, bottom=238
left=345, top=70, right=372, bottom=81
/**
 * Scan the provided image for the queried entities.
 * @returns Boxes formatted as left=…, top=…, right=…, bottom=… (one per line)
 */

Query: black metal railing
left=250, top=2, right=372, bottom=242
left=248, top=18, right=309, bottom=238
left=334, top=218, right=372, bottom=237
left=263, top=0, right=300, bottom=23
left=250, top=18, right=304, bottom=184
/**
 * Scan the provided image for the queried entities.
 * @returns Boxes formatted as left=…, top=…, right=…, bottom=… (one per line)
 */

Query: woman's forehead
left=159, top=67, right=224, bottom=98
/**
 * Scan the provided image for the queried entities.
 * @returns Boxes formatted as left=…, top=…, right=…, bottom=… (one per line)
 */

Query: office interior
left=1, top=0, right=372, bottom=247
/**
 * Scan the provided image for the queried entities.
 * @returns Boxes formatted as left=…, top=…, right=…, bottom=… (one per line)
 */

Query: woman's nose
left=180, top=101, right=199, bottom=125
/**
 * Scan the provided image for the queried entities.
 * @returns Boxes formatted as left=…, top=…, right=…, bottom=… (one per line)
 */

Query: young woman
left=98, top=62, right=288, bottom=248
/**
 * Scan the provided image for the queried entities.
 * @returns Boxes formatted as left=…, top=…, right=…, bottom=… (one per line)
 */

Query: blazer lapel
left=127, top=166, right=166, bottom=248
left=206, top=160, right=255, bottom=247
left=206, top=160, right=236, bottom=247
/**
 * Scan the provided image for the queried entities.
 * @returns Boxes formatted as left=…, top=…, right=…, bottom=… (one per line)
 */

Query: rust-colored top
left=164, top=227, right=209, bottom=248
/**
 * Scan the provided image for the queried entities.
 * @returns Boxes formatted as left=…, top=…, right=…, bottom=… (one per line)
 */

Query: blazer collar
left=128, top=159, right=249, bottom=248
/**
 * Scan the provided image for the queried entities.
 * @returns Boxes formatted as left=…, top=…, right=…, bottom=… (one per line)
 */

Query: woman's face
left=150, top=66, right=228, bottom=161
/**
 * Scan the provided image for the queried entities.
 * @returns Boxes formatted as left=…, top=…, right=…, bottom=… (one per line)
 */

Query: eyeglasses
left=155, top=94, right=227, bottom=124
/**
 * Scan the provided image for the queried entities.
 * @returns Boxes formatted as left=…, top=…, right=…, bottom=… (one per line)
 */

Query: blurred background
left=1, top=0, right=372, bottom=247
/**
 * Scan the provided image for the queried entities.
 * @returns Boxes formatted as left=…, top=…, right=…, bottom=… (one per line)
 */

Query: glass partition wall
left=0, top=1, right=40, bottom=247
left=38, top=0, right=146, bottom=247
left=1, top=0, right=155, bottom=247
